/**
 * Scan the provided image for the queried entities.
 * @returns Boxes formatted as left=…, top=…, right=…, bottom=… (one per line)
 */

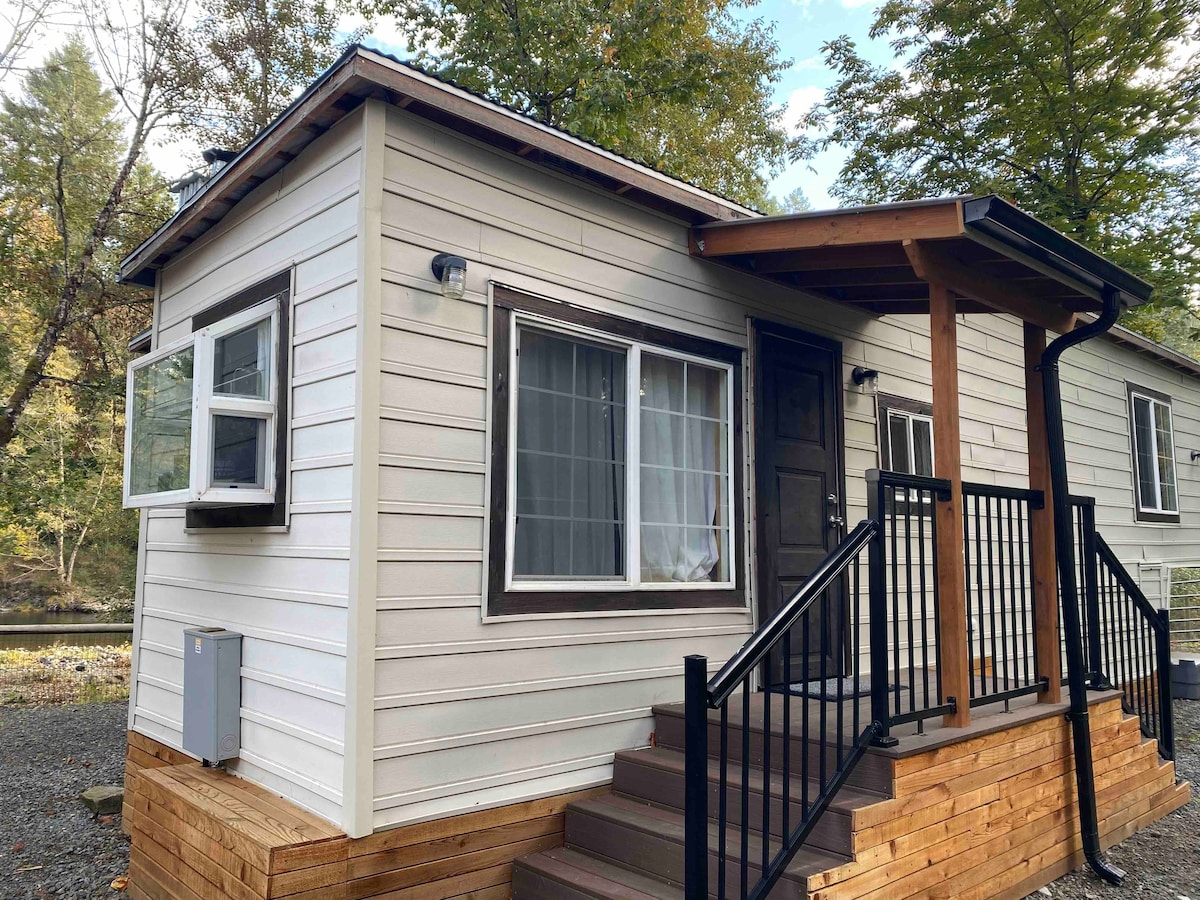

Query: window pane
left=1133, top=397, right=1157, bottom=509
left=1154, top=402, right=1177, bottom=512
left=513, top=327, right=626, bottom=580
left=913, top=418, right=934, bottom=477
left=641, top=353, right=730, bottom=584
left=129, top=347, right=194, bottom=496
left=211, top=415, right=266, bottom=487
left=888, top=411, right=911, bottom=474
left=214, top=319, right=270, bottom=399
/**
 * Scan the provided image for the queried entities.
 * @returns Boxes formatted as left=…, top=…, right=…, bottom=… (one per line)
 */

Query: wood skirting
left=805, top=696, right=1190, bottom=900
left=121, top=731, right=606, bottom=899
left=122, top=704, right=1188, bottom=900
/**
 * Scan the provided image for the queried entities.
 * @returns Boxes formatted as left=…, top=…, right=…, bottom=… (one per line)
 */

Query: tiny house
left=117, top=46, right=1190, bottom=900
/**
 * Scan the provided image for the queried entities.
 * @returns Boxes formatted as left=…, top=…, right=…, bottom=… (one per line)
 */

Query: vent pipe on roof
left=168, top=148, right=239, bottom=212
left=1038, top=287, right=1125, bottom=887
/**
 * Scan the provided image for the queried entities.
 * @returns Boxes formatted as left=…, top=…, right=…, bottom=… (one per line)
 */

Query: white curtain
left=640, top=355, right=723, bottom=583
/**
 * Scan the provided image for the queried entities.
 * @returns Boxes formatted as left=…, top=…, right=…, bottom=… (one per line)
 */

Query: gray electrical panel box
left=183, top=627, right=242, bottom=763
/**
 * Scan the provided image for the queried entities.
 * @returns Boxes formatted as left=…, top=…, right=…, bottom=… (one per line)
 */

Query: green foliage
left=372, top=0, right=795, bottom=207
left=759, top=186, right=812, bottom=215
left=800, top=0, right=1200, bottom=314
left=0, top=39, right=164, bottom=600
left=185, top=0, right=364, bottom=149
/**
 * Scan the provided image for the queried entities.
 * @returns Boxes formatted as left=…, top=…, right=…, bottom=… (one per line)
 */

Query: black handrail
left=1093, top=534, right=1176, bottom=759
left=684, top=519, right=884, bottom=900
left=708, top=520, right=877, bottom=705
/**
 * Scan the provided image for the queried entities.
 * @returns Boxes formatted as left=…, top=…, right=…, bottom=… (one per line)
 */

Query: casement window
left=877, top=395, right=934, bottom=478
left=1128, top=383, right=1179, bottom=523
left=124, top=272, right=290, bottom=521
left=488, top=289, right=744, bottom=615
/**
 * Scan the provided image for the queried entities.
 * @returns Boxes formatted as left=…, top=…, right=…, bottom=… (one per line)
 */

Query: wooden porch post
left=1024, top=324, right=1063, bottom=703
left=930, top=283, right=971, bottom=728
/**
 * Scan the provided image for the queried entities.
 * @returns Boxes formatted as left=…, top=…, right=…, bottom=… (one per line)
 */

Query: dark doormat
left=778, top=677, right=907, bottom=700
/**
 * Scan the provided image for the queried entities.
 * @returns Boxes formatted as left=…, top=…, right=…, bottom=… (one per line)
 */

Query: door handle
left=828, top=514, right=845, bottom=528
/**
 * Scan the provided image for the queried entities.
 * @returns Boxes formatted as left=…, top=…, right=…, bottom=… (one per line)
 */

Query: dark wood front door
left=755, top=323, right=844, bottom=686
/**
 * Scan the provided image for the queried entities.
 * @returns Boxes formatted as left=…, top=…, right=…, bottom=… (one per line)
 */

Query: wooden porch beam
left=1025, top=324, right=1063, bottom=703
left=904, top=240, right=1077, bottom=335
left=750, top=244, right=912, bottom=274
left=692, top=203, right=964, bottom=257
left=930, top=282, right=972, bottom=728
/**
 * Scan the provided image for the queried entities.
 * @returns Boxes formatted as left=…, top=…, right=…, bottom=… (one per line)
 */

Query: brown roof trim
left=119, top=46, right=754, bottom=286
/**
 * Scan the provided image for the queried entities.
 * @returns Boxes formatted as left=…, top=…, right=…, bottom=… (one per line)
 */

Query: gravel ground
left=0, top=702, right=129, bottom=899
left=1028, top=698, right=1200, bottom=900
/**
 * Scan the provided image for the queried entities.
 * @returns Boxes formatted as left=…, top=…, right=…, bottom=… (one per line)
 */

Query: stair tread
left=573, top=793, right=849, bottom=878
left=618, top=746, right=887, bottom=811
left=519, top=847, right=684, bottom=900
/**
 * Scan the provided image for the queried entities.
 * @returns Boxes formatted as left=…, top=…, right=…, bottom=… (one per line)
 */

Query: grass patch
left=0, top=644, right=131, bottom=705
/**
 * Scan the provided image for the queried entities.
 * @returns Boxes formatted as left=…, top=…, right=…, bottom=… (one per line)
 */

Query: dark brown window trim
left=1126, top=381, right=1180, bottom=525
left=488, top=287, right=746, bottom=616
left=186, top=270, right=292, bottom=529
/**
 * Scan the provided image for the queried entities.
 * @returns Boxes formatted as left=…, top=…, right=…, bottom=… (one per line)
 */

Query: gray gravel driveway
left=0, top=702, right=129, bottom=899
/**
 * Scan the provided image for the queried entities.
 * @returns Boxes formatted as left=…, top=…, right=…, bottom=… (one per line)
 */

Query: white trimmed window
left=878, top=395, right=934, bottom=477
left=507, top=316, right=734, bottom=591
left=124, top=297, right=280, bottom=508
left=1128, top=384, right=1178, bottom=522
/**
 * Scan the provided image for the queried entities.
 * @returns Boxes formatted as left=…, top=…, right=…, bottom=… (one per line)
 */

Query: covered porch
left=667, top=196, right=1182, bottom=899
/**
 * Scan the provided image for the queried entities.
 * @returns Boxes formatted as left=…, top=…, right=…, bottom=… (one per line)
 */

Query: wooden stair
left=512, top=699, right=889, bottom=899
left=513, top=692, right=1189, bottom=900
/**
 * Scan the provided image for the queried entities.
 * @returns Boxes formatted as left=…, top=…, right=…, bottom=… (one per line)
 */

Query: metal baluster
left=719, top=704, right=728, bottom=900
left=1006, top=498, right=1019, bottom=691
left=930, top=489, right=944, bottom=706
left=890, top=486, right=901, bottom=717
left=974, top=492, right=987, bottom=699
left=741, top=679, right=750, bottom=899
left=820, top=595, right=829, bottom=793
left=985, top=495, right=999, bottom=696
left=904, top=489, right=916, bottom=713
left=1017, top=500, right=1032, bottom=688
left=918, top=488, right=931, bottom=709
left=782, top=629, right=791, bottom=846
left=762, top=642, right=771, bottom=876
left=801, top=605, right=810, bottom=817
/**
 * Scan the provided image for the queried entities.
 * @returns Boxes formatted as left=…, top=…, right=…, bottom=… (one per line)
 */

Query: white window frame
left=884, top=407, right=934, bottom=477
left=504, top=311, right=737, bottom=593
left=124, top=299, right=279, bottom=508
left=1130, top=388, right=1178, bottom=516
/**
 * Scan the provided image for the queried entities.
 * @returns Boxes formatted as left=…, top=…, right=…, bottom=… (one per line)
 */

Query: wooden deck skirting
left=805, top=695, right=1189, bottom=900
left=122, top=699, right=1188, bottom=900
left=121, top=731, right=607, bottom=900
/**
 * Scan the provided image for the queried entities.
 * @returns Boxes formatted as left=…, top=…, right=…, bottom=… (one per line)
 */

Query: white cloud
left=785, top=85, right=826, bottom=135
left=792, top=55, right=825, bottom=73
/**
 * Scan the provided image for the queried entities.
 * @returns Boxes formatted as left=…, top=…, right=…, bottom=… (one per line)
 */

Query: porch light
left=852, top=365, right=879, bottom=394
left=431, top=253, right=468, bottom=299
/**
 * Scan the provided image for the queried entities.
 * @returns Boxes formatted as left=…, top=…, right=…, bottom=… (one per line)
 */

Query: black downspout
left=1039, top=287, right=1125, bottom=886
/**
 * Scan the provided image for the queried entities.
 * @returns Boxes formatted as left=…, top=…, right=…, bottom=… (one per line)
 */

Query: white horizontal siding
left=371, top=102, right=1200, bottom=831
left=130, top=110, right=365, bottom=828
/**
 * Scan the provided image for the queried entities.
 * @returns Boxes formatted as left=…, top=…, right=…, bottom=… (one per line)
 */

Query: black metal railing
left=961, top=482, right=1048, bottom=708
left=867, top=470, right=956, bottom=733
left=1092, top=535, right=1175, bottom=758
left=683, top=520, right=883, bottom=900
left=1069, top=497, right=1174, bottom=759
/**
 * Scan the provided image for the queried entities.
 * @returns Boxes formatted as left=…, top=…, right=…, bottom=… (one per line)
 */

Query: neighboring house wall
left=129, top=110, right=365, bottom=826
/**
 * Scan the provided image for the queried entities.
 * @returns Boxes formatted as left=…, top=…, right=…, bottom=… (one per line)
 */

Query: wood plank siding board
left=129, top=109, right=368, bottom=830
left=366, top=101, right=1200, bottom=832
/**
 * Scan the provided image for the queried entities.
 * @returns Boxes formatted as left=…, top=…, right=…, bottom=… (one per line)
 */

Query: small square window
left=124, top=293, right=281, bottom=509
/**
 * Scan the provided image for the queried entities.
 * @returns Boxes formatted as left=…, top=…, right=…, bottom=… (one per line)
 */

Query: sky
left=1, top=0, right=897, bottom=209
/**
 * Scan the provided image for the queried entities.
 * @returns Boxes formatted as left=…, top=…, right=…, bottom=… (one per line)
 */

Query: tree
left=184, top=0, right=365, bottom=149
left=760, top=186, right=813, bottom=215
left=0, top=2, right=187, bottom=453
left=800, top=0, right=1200, bottom=312
left=372, top=0, right=795, bottom=207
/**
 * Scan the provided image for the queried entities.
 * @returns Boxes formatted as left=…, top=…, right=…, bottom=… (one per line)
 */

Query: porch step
left=613, top=747, right=886, bottom=855
left=514, top=847, right=685, bottom=900
left=565, top=793, right=847, bottom=895
left=652, top=701, right=894, bottom=795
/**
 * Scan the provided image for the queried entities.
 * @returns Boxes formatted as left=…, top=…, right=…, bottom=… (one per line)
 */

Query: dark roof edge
left=1086, top=316, right=1200, bottom=380
left=962, top=196, right=1153, bottom=309
left=119, top=45, right=756, bottom=286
